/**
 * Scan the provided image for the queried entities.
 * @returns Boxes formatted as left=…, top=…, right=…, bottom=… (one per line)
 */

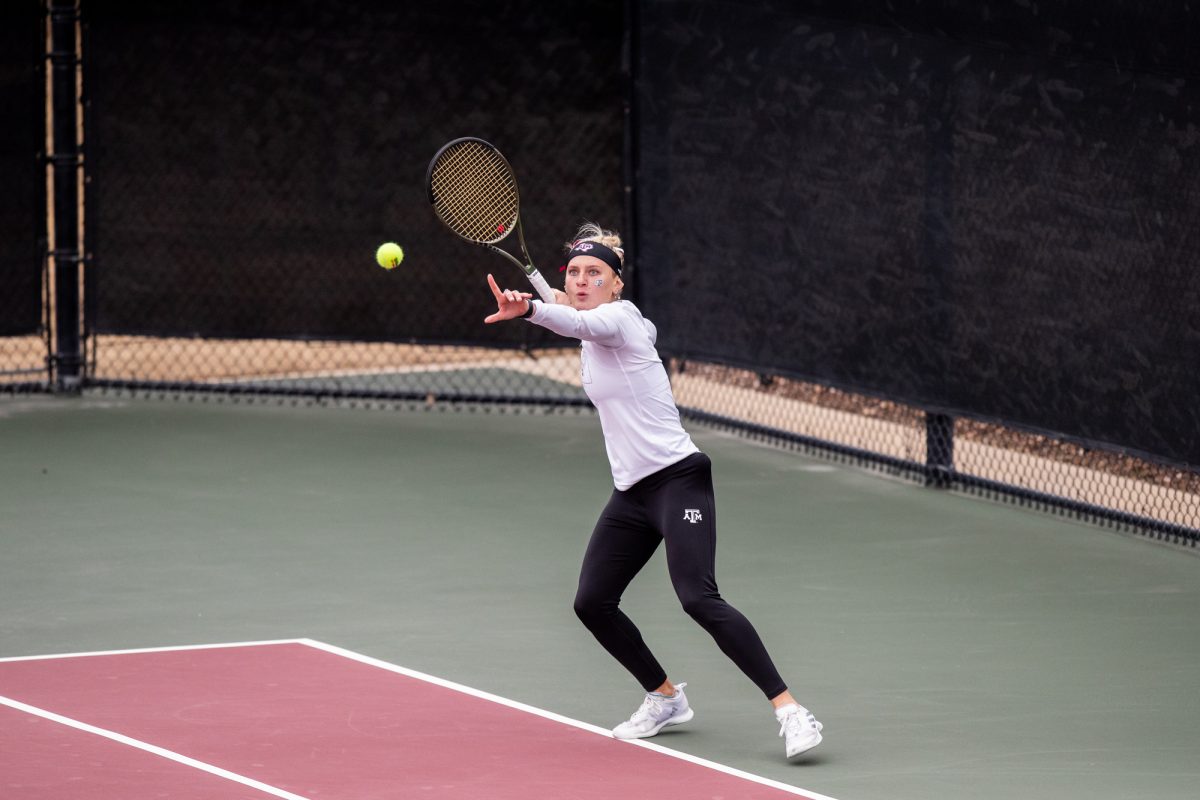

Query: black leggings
left=572, top=452, right=788, bottom=699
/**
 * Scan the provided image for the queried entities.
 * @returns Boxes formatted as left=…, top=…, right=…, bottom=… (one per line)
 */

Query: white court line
left=0, top=638, right=838, bottom=800
left=298, top=638, right=840, bottom=800
left=0, top=694, right=310, bottom=800
left=0, top=638, right=306, bottom=663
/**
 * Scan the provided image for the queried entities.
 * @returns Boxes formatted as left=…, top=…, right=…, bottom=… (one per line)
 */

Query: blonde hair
left=564, top=221, right=625, bottom=269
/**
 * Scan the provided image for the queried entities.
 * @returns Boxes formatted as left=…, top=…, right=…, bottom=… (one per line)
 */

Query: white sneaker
left=776, top=703, right=823, bottom=759
left=612, top=682, right=695, bottom=739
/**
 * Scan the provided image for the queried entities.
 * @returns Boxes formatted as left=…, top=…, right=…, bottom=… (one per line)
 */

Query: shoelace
left=631, top=695, right=664, bottom=723
left=628, top=682, right=687, bottom=724
left=778, top=709, right=816, bottom=738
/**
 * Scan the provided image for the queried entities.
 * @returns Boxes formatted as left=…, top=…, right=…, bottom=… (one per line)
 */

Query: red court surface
left=0, top=640, right=830, bottom=800
left=1, top=704, right=262, bottom=799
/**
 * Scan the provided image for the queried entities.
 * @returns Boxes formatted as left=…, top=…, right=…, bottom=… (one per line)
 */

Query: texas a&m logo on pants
left=682, top=509, right=703, bottom=524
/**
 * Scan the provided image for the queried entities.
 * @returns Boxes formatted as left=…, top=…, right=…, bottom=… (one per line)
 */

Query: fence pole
left=48, top=0, right=82, bottom=391
left=925, top=412, right=954, bottom=488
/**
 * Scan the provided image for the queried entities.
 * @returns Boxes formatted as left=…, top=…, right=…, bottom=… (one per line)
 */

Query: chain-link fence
left=635, top=0, right=1199, bottom=545
left=80, top=0, right=621, bottom=404
left=668, top=362, right=1199, bottom=545
left=5, top=1, right=1198, bottom=546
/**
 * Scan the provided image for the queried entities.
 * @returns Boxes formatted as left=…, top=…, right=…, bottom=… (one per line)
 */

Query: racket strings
left=436, top=167, right=516, bottom=240
left=431, top=143, right=519, bottom=244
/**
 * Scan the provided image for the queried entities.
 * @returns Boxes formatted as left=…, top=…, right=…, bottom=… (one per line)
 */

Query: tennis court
left=3, top=395, right=1198, bottom=800
left=5, top=2, right=1199, bottom=798
left=1, top=639, right=828, bottom=800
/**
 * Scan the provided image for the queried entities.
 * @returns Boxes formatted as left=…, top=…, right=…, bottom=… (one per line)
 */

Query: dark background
left=0, top=2, right=43, bottom=336
left=635, top=0, right=1200, bottom=466
left=6, top=0, right=1197, bottom=467
left=85, top=0, right=624, bottom=346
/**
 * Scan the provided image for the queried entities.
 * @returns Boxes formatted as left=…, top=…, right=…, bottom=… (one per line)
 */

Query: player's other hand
left=551, top=288, right=569, bottom=305
left=484, top=274, right=534, bottom=324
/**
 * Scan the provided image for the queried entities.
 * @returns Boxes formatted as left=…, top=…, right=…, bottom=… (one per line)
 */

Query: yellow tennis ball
left=376, top=242, right=404, bottom=270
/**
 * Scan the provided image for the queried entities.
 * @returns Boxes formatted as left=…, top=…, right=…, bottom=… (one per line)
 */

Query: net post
left=925, top=411, right=954, bottom=488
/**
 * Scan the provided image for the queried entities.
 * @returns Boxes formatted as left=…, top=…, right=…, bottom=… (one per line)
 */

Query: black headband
left=565, top=240, right=623, bottom=275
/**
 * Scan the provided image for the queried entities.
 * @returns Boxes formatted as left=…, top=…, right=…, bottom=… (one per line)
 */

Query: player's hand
left=484, top=274, right=534, bottom=324
left=551, top=288, right=569, bottom=305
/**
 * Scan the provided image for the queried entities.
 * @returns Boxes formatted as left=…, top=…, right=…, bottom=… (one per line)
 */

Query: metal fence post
left=48, top=0, right=82, bottom=392
left=925, top=412, right=954, bottom=488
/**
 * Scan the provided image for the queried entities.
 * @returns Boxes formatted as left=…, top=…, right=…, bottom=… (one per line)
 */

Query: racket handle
left=525, top=269, right=556, bottom=304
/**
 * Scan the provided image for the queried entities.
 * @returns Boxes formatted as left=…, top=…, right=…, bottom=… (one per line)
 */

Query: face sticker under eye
left=594, top=279, right=605, bottom=287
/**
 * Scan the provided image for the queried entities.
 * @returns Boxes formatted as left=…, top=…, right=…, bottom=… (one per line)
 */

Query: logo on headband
left=566, top=239, right=621, bottom=274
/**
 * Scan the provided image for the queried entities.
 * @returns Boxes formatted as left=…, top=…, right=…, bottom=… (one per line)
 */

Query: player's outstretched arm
left=484, top=274, right=534, bottom=324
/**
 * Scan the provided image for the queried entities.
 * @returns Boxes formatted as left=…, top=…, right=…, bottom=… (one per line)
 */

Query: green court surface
left=2, top=395, right=1198, bottom=800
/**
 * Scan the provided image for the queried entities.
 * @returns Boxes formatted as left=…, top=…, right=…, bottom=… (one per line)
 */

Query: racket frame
left=426, top=137, right=555, bottom=303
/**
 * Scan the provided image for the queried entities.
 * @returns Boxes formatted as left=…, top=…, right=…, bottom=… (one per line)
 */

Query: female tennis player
left=484, top=222, right=823, bottom=760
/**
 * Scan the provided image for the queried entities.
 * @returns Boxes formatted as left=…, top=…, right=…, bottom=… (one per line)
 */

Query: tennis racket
left=426, top=137, right=556, bottom=303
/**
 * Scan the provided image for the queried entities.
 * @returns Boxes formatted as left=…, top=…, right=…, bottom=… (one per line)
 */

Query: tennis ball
left=376, top=242, right=404, bottom=270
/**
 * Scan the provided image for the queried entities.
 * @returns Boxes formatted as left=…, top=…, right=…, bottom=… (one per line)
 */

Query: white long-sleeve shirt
left=528, top=300, right=699, bottom=490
